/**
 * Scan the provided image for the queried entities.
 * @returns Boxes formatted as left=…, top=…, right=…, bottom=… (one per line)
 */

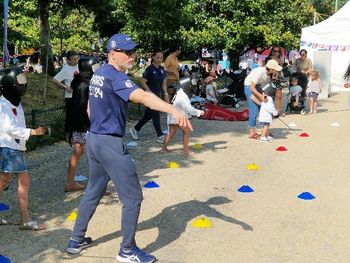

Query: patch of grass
left=22, top=73, right=65, bottom=113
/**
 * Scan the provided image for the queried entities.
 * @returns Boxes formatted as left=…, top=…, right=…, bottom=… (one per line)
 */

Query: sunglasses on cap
left=113, top=49, right=136, bottom=56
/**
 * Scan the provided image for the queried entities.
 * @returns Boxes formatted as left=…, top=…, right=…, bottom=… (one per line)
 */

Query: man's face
left=109, top=49, right=136, bottom=71
left=67, top=55, right=79, bottom=66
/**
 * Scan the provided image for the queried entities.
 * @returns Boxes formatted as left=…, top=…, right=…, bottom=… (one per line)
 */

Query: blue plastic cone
left=0, top=203, right=9, bottom=212
left=0, top=255, right=11, bottom=263
left=127, top=141, right=138, bottom=147
left=74, top=175, right=88, bottom=182
left=144, top=181, right=159, bottom=188
left=237, top=185, right=254, bottom=193
left=297, top=192, right=316, bottom=200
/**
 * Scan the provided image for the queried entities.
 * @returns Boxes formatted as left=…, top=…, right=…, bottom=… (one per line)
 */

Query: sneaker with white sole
left=267, top=136, right=275, bottom=141
left=259, top=136, right=269, bottom=142
left=157, top=135, right=165, bottom=143
left=129, top=128, right=139, bottom=140
left=67, top=237, right=93, bottom=254
left=117, top=247, right=156, bottom=263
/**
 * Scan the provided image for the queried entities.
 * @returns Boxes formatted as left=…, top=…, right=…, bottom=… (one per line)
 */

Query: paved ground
left=1, top=91, right=350, bottom=263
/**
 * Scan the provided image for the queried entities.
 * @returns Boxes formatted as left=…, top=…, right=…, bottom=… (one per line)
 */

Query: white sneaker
left=259, top=136, right=269, bottom=142
left=157, top=135, right=165, bottom=143
left=267, top=136, right=275, bottom=141
left=130, top=128, right=139, bottom=140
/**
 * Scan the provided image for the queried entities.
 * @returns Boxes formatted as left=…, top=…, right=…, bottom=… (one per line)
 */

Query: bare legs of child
left=261, top=125, right=270, bottom=138
left=65, top=143, right=86, bottom=192
left=162, top=124, right=195, bottom=156
left=259, top=124, right=274, bottom=142
left=0, top=172, right=45, bottom=230
left=309, top=97, right=317, bottom=114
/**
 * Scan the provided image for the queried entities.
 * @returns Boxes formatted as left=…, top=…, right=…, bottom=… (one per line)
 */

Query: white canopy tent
left=301, top=0, right=350, bottom=90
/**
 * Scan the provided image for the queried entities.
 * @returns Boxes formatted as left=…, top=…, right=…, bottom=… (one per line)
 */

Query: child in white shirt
left=162, top=85, right=204, bottom=156
left=258, top=93, right=278, bottom=142
left=0, top=68, right=46, bottom=230
left=307, top=70, right=322, bottom=114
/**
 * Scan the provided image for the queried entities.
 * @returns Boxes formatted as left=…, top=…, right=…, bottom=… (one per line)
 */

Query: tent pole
left=313, top=11, right=316, bottom=25
left=335, top=0, right=338, bottom=12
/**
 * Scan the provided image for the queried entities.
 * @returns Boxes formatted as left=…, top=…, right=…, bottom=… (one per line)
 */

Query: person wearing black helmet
left=0, top=67, right=46, bottom=230
left=64, top=57, right=100, bottom=193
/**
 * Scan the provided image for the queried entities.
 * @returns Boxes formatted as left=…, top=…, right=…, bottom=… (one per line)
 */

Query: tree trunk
left=229, top=49, right=241, bottom=69
left=38, top=0, right=54, bottom=76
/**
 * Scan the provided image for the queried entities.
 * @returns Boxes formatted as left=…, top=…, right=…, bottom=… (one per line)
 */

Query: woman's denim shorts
left=0, top=147, right=27, bottom=173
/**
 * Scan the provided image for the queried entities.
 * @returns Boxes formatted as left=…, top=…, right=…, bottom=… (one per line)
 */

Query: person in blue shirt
left=130, top=49, right=169, bottom=143
left=66, top=34, right=192, bottom=263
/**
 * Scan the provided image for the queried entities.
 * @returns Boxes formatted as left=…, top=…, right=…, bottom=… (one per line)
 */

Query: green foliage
left=4, top=0, right=100, bottom=54
left=117, top=0, right=189, bottom=51
left=50, top=7, right=100, bottom=53
left=180, top=0, right=314, bottom=54
left=7, top=0, right=39, bottom=50
left=2, top=0, right=348, bottom=61
left=311, top=0, right=348, bottom=23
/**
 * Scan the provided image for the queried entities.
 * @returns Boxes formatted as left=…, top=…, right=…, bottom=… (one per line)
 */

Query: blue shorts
left=71, top=132, right=87, bottom=145
left=0, top=147, right=27, bottom=173
left=308, top=92, right=318, bottom=100
left=259, top=122, right=270, bottom=126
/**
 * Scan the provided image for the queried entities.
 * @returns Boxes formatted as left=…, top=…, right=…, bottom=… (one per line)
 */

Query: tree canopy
left=1, top=0, right=347, bottom=62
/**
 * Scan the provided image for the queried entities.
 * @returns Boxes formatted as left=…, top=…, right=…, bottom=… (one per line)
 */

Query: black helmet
left=78, top=57, right=100, bottom=77
left=0, top=67, right=27, bottom=106
left=256, top=80, right=277, bottom=97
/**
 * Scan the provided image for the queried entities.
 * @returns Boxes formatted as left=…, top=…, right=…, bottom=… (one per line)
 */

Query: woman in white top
left=244, top=59, right=282, bottom=139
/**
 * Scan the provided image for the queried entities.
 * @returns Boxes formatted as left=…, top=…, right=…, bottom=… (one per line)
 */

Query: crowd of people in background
left=3, top=36, right=350, bottom=263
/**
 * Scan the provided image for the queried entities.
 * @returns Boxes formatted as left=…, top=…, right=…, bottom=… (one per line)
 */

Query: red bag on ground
left=201, top=103, right=249, bottom=121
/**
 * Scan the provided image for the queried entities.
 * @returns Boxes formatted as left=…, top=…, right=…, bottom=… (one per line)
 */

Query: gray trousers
left=71, top=132, right=143, bottom=249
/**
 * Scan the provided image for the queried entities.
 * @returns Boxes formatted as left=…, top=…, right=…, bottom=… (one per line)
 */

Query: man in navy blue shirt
left=66, top=34, right=191, bottom=263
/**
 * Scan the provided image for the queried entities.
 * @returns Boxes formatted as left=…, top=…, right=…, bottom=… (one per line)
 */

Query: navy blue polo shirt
left=89, top=64, right=138, bottom=136
left=142, top=64, right=166, bottom=95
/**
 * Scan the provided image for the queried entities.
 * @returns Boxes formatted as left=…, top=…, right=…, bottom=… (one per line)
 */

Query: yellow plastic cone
left=192, top=217, right=213, bottom=228
left=192, top=143, right=203, bottom=149
left=67, top=210, right=78, bottom=221
left=247, top=163, right=260, bottom=171
left=167, top=161, right=180, bottom=168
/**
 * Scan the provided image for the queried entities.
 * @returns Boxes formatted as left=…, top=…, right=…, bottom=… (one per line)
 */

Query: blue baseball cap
left=106, top=34, right=140, bottom=52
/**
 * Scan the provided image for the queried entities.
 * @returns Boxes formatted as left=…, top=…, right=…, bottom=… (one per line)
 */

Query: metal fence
left=24, top=103, right=143, bottom=151
left=25, top=105, right=65, bottom=151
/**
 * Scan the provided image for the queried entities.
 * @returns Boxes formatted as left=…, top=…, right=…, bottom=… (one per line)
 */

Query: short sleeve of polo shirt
left=111, top=76, right=138, bottom=102
left=142, top=66, right=151, bottom=80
